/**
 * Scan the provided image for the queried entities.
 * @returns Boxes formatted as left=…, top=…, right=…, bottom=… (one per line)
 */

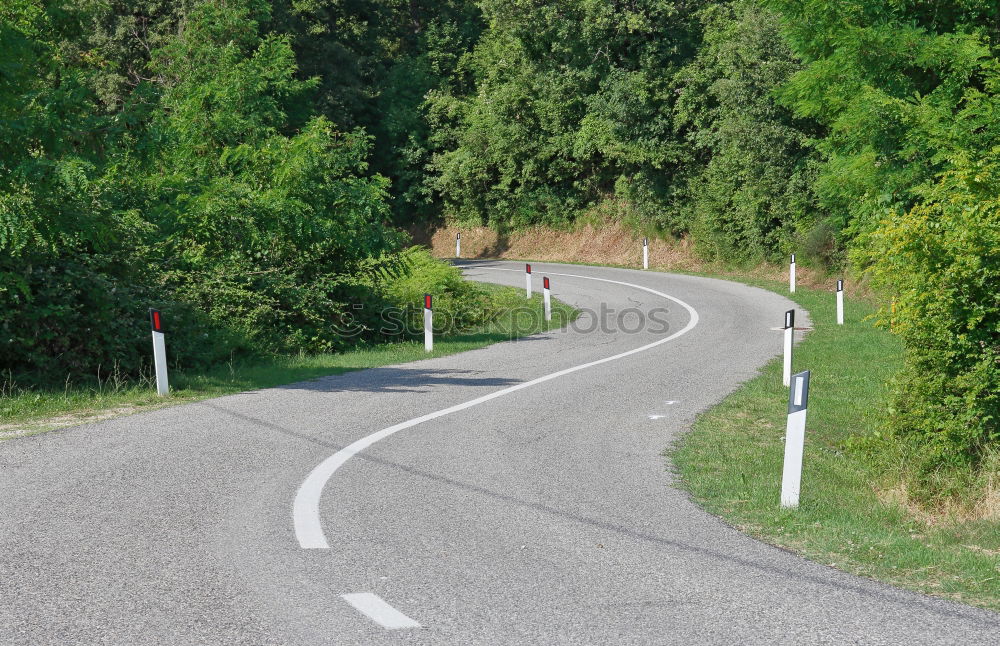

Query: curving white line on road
left=293, top=268, right=700, bottom=549
left=342, top=593, right=421, bottom=629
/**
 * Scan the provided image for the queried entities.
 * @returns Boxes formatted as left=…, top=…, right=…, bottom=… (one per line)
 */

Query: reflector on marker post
left=423, top=294, right=433, bottom=352
left=455, top=232, right=461, bottom=258
left=782, top=309, right=794, bottom=387
left=781, top=370, right=811, bottom=508
left=149, top=308, right=169, bottom=396
left=836, top=279, right=844, bottom=326
left=543, top=276, right=552, bottom=321
left=789, top=253, right=796, bottom=293
left=525, top=263, right=532, bottom=298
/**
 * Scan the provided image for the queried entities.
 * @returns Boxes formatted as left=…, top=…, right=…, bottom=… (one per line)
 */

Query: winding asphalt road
left=2, top=260, right=998, bottom=644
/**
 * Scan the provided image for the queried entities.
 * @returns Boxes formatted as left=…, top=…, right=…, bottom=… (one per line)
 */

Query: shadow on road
left=273, top=367, right=523, bottom=394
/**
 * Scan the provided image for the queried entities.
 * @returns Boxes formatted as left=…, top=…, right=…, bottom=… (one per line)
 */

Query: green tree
left=766, top=0, right=996, bottom=242
left=425, top=0, right=706, bottom=229
left=139, top=0, right=401, bottom=353
left=0, top=1, right=149, bottom=381
left=267, top=0, right=483, bottom=222
left=674, top=2, right=822, bottom=263
left=1, top=0, right=405, bottom=383
left=769, top=0, right=1000, bottom=477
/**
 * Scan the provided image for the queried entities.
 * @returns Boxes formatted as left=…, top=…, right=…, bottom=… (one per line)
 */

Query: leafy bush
left=0, top=1, right=404, bottom=385
left=674, top=2, right=821, bottom=263
left=0, top=253, right=249, bottom=387
left=382, top=247, right=506, bottom=334
left=862, top=155, right=1000, bottom=475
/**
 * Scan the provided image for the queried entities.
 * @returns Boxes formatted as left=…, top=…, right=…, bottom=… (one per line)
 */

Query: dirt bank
left=416, top=221, right=843, bottom=293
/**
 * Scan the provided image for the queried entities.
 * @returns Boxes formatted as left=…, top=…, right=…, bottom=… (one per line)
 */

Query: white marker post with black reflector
left=643, top=237, right=649, bottom=270
left=423, top=294, right=433, bottom=352
left=525, top=263, right=532, bottom=298
left=543, top=276, right=552, bottom=321
left=149, top=308, right=169, bottom=396
left=789, top=253, right=796, bottom=293
left=783, top=309, right=794, bottom=387
left=455, top=232, right=461, bottom=258
left=836, top=279, right=844, bottom=325
left=781, top=370, right=811, bottom=508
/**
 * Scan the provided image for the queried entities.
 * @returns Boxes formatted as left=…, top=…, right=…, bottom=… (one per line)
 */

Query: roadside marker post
left=149, top=308, right=169, bottom=396
left=424, top=294, right=433, bottom=352
left=643, top=237, right=649, bottom=270
left=525, top=263, right=532, bottom=298
left=789, top=254, right=796, bottom=293
left=836, top=279, right=844, bottom=325
left=781, top=370, right=811, bottom=508
left=543, top=277, right=552, bottom=321
left=455, top=232, right=461, bottom=258
left=783, top=310, right=794, bottom=387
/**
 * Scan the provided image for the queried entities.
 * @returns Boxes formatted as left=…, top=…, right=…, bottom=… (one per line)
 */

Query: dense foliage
left=4, top=0, right=1000, bottom=479
left=767, top=0, right=1000, bottom=473
left=674, top=2, right=821, bottom=262
left=425, top=0, right=705, bottom=229
left=865, top=158, right=1000, bottom=477
left=2, top=1, right=413, bottom=384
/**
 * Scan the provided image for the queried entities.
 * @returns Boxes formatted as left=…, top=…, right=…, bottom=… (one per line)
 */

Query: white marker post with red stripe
left=643, top=237, right=649, bottom=270
left=783, top=309, right=794, bottom=387
left=781, top=370, right=811, bottom=508
left=455, top=232, right=461, bottom=258
left=543, top=276, right=552, bottom=321
left=423, top=294, right=433, bottom=352
left=149, top=308, right=169, bottom=396
left=789, top=254, right=796, bottom=293
left=525, top=263, right=532, bottom=298
left=836, top=279, right=844, bottom=325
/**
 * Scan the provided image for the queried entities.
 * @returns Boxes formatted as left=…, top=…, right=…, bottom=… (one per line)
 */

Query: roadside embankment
left=419, top=221, right=856, bottom=294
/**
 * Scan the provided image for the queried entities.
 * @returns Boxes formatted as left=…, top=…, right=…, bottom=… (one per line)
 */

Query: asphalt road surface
left=2, top=261, right=998, bottom=645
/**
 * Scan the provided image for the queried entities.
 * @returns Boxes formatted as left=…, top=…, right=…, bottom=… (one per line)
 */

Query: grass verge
left=1, top=284, right=576, bottom=439
left=671, top=279, right=1000, bottom=611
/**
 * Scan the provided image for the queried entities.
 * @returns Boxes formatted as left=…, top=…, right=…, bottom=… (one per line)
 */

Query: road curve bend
left=0, top=260, right=997, bottom=645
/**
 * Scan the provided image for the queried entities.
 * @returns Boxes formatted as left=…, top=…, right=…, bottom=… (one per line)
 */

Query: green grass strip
left=671, top=278, right=1000, bottom=611
left=1, top=285, right=577, bottom=438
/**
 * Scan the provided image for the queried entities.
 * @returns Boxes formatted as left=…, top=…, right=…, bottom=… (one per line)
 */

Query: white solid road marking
left=342, top=593, right=421, bottom=630
left=648, top=414, right=667, bottom=420
left=293, top=267, right=700, bottom=549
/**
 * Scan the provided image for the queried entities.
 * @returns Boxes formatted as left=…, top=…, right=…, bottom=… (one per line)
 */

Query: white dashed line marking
left=342, top=593, right=421, bottom=630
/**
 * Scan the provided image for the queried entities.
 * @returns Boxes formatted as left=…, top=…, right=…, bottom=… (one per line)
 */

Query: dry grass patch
left=420, top=218, right=859, bottom=294
left=877, top=467, right=1000, bottom=525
